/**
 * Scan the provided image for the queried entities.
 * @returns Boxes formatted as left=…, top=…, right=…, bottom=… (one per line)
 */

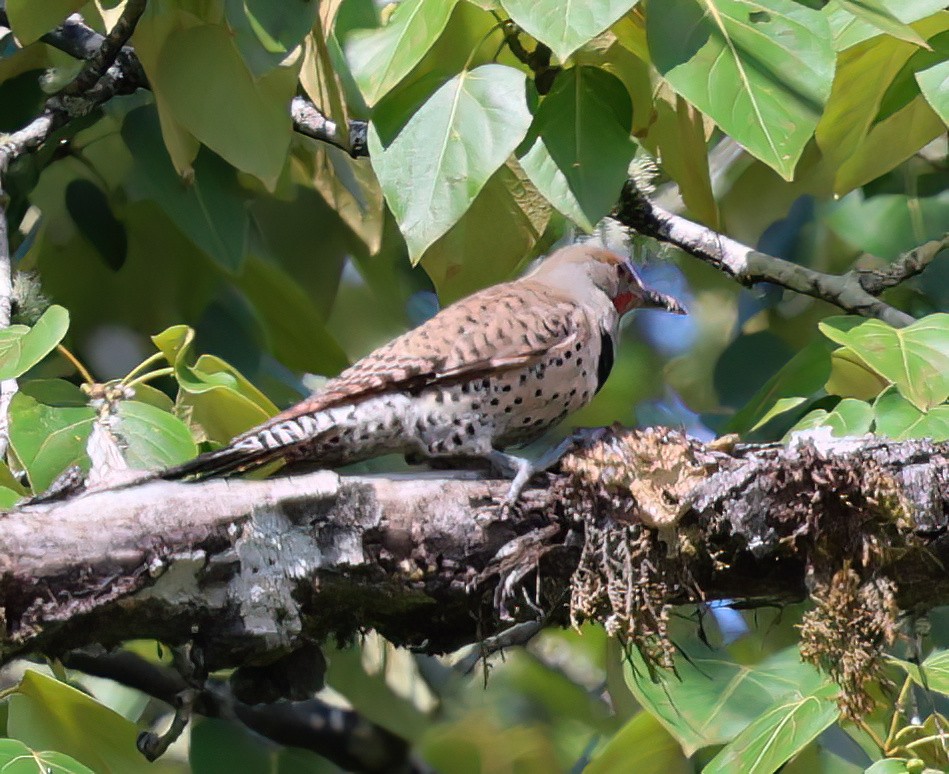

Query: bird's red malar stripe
left=612, top=291, right=635, bottom=313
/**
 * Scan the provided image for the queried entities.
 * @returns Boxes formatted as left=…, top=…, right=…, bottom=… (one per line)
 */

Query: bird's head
left=530, top=244, right=686, bottom=316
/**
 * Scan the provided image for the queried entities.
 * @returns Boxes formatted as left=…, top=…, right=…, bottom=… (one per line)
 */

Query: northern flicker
left=159, top=245, right=685, bottom=500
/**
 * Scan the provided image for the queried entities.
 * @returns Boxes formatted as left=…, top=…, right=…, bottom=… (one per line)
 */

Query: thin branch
left=613, top=182, right=920, bottom=327
left=291, top=96, right=367, bottom=158
left=61, top=0, right=147, bottom=96
left=497, top=20, right=560, bottom=94
left=857, top=234, right=949, bottom=295
left=59, top=649, right=415, bottom=772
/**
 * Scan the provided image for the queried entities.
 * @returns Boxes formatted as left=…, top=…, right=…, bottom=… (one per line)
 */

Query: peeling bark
left=0, top=430, right=946, bottom=669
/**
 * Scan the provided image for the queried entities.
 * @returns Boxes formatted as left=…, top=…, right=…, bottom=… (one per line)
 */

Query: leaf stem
left=57, top=344, right=95, bottom=385
left=125, top=367, right=174, bottom=389
left=121, top=351, right=166, bottom=384
left=885, top=676, right=915, bottom=752
left=857, top=718, right=888, bottom=752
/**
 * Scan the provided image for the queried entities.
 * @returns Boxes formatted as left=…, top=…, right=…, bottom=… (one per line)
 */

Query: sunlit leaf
left=114, top=400, right=199, bottom=468
left=916, top=59, right=949, bottom=124
left=500, top=0, right=640, bottom=61
left=6, top=671, right=142, bottom=773
left=825, top=347, right=891, bottom=401
left=0, top=738, right=94, bottom=774
left=625, top=643, right=826, bottom=754
left=873, top=389, right=949, bottom=441
left=0, top=304, right=69, bottom=380
left=586, top=711, right=690, bottom=774
left=787, top=398, right=874, bottom=438
left=830, top=0, right=930, bottom=47
left=7, top=389, right=94, bottom=493
left=819, top=314, right=949, bottom=411
left=346, top=0, right=459, bottom=106
left=4, top=0, right=85, bottom=45
left=152, top=325, right=277, bottom=443
left=368, top=64, right=532, bottom=261
left=518, top=66, right=635, bottom=231
left=815, top=13, right=947, bottom=195
left=420, top=161, right=553, bottom=303
left=727, top=340, right=831, bottom=435
left=646, top=0, right=835, bottom=180
left=824, top=0, right=946, bottom=50
left=704, top=683, right=840, bottom=774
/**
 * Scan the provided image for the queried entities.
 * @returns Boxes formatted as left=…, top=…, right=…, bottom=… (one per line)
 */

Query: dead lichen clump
left=799, top=568, right=899, bottom=718
left=561, top=427, right=921, bottom=716
left=562, top=427, right=714, bottom=667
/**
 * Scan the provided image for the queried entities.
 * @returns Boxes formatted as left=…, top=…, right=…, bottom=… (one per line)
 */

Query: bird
left=158, top=244, right=686, bottom=501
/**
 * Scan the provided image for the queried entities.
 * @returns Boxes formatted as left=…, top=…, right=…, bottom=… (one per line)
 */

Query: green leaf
left=500, top=0, right=640, bottom=61
left=586, top=711, right=690, bottom=774
left=704, top=683, right=840, bottom=774
left=122, top=106, right=249, bottom=272
left=6, top=670, right=142, bottom=773
left=815, top=13, right=947, bottom=195
left=824, top=0, right=946, bottom=50
left=726, top=340, right=832, bottom=435
left=7, top=390, right=94, bottom=493
left=346, top=0, right=459, bottom=107
left=0, top=305, right=69, bottom=380
left=625, top=643, right=826, bottom=754
left=113, top=400, right=199, bottom=469
left=224, top=0, right=318, bottom=76
left=157, top=24, right=295, bottom=187
left=517, top=66, right=635, bottom=231
left=873, top=390, right=949, bottom=441
left=152, top=326, right=277, bottom=443
left=819, top=314, right=949, bottom=411
left=0, top=487, right=22, bottom=510
left=420, top=161, right=554, bottom=303
left=0, top=738, right=94, bottom=774
left=646, top=0, right=834, bottom=180
left=916, top=649, right=949, bottom=692
left=916, top=59, right=949, bottom=124
left=831, top=1, right=931, bottom=47
left=788, top=398, right=875, bottom=438
left=749, top=397, right=808, bottom=432
left=864, top=760, right=913, bottom=774
left=4, top=0, right=85, bottom=45
left=825, top=347, right=891, bottom=400
left=368, top=63, right=532, bottom=261
left=236, top=255, right=350, bottom=375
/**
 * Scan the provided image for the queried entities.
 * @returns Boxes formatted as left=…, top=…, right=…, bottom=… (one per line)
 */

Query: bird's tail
left=157, top=443, right=284, bottom=482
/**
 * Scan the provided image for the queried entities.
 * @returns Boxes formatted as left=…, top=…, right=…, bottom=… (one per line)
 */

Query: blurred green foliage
left=1, top=0, right=948, bottom=771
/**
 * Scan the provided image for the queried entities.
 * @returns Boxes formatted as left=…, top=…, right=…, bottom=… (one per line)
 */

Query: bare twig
left=291, top=96, right=367, bottom=158
left=857, top=234, right=949, bottom=295
left=60, top=649, right=414, bottom=772
left=498, top=20, right=560, bottom=94
left=61, top=0, right=147, bottom=96
left=613, top=182, right=920, bottom=327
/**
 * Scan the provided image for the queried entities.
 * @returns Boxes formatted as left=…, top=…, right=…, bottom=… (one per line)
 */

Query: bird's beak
left=622, top=261, right=687, bottom=315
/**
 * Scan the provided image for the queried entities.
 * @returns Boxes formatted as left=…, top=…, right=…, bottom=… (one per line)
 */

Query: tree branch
left=612, top=182, right=930, bottom=327
left=59, top=649, right=415, bottom=772
left=1, top=429, right=946, bottom=669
